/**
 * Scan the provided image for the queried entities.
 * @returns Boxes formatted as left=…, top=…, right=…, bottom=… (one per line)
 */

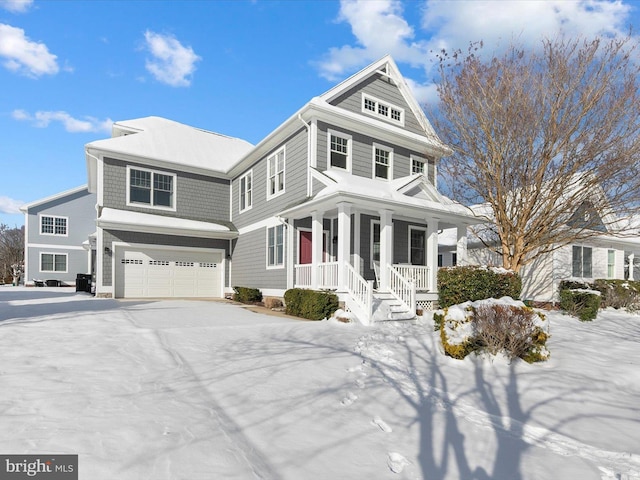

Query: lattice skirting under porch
left=417, top=300, right=436, bottom=312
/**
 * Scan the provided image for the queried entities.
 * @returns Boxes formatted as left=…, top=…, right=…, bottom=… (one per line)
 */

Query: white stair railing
left=392, top=264, right=431, bottom=291
left=344, top=263, right=373, bottom=325
left=388, top=264, right=416, bottom=316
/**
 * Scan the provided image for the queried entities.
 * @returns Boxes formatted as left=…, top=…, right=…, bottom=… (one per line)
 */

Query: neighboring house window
left=328, top=131, right=351, bottom=171
left=267, top=225, right=284, bottom=268
left=437, top=254, right=443, bottom=267
left=452, top=252, right=458, bottom=266
left=361, top=94, right=404, bottom=126
left=373, top=144, right=393, bottom=180
left=267, top=148, right=285, bottom=198
left=572, top=246, right=592, bottom=278
left=40, top=253, right=67, bottom=273
left=239, top=171, right=252, bottom=212
left=40, top=215, right=67, bottom=236
left=608, top=249, right=615, bottom=278
left=409, top=227, right=426, bottom=265
left=411, top=158, right=425, bottom=175
left=128, top=166, right=175, bottom=209
left=371, top=221, right=380, bottom=267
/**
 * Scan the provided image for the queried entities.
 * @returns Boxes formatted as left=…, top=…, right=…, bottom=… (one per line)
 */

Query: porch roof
left=279, top=170, right=483, bottom=228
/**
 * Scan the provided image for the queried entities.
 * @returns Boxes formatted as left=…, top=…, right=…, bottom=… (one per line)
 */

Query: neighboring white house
left=20, top=186, right=97, bottom=287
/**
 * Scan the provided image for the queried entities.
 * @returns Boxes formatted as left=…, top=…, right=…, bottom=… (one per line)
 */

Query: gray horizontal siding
left=329, top=73, right=426, bottom=136
left=230, top=228, right=287, bottom=290
left=27, top=247, right=89, bottom=284
left=103, top=158, right=230, bottom=223
left=232, top=128, right=308, bottom=229
left=101, top=229, right=229, bottom=287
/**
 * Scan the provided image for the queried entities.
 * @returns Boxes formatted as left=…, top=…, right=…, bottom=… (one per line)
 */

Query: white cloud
left=12, top=109, right=112, bottom=133
left=0, top=0, right=33, bottom=13
left=316, top=0, right=634, bottom=100
left=0, top=196, right=23, bottom=214
left=143, top=30, right=201, bottom=87
left=0, top=23, right=58, bottom=77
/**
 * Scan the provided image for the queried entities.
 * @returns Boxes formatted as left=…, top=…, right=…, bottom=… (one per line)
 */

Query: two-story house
left=86, top=56, right=479, bottom=323
left=21, top=186, right=97, bottom=286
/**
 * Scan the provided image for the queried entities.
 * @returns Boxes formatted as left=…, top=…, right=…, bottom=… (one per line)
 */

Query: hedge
left=284, top=288, right=339, bottom=321
left=233, top=286, right=263, bottom=304
left=438, top=266, right=522, bottom=309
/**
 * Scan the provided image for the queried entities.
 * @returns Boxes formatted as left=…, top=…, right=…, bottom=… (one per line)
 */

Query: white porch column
left=311, top=210, right=323, bottom=289
left=456, top=225, right=468, bottom=266
left=285, top=217, right=294, bottom=289
left=353, top=211, right=361, bottom=275
left=337, top=202, right=352, bottom=289
left=427, top=219, right=439, bottom=292
left=379, top=209, right=393, bottom=291
left=629, top=253, right=635, bottom=281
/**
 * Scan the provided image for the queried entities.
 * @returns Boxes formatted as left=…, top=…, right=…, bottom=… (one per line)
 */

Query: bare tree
left=433, top=35, right=640, bottom=273
left=0, top=224, right=25, bottom=284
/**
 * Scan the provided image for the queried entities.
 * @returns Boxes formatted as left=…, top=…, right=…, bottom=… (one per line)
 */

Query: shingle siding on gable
left=103, top=157, right=230, bottom=223
left=316, top=121, right=432, bottom=182
left=329, top=74, right=425, bottom=136
left=231, top=128, right=308, bottom=229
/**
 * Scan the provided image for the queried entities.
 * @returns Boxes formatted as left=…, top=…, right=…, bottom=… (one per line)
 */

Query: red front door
left=299, top=231, right=312, bottom=264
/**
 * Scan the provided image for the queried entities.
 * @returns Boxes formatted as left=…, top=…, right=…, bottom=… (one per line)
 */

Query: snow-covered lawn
left=1, top=286, right=639, bottom=480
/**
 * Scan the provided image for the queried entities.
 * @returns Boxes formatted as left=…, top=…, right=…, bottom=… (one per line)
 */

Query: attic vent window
left=361, top=94, right=404, bottom=126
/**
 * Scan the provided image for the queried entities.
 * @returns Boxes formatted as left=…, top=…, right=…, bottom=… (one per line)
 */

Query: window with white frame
left=267, top=225, right=284, bottom=268
left=411, top=158, right=425, bottom=175
left=40, top=253, right=67, bottom=272
left=328, top=131, right=350, bottom=171
left=608, top=249, right=615, bottom=278
left=373, top=144, right=392, bottom=180
left=361, top=94, right=404, bottom=126
left=371, top=221, right=380, bottom=267
left=239, top=171, right=252, bottom=212
left=128, top=166, right=175, bottom=209
left=572, top=245, right=592, bottom=278
left=409, top=227, right=426, bottom=265
left=40, top=215, right=67, bottom=236
left=267, top=148, right=285, bottom=198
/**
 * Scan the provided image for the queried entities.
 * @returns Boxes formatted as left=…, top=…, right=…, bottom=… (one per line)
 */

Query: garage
left=114, top=246, right=223, bottom=298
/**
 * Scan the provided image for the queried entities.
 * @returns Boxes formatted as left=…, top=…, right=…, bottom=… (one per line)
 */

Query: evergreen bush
left=558, top=288, right=601, bottom=321
left=438, top=266, right=522, bottom=308
left=232, top=286, right=263, bottom=304
left=592, top=279, right=640, bottom=312
left=284, top=288, right=339, bottom=321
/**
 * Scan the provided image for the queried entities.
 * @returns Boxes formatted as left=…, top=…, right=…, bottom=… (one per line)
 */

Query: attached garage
left=114, top=246, right=224, bottom=298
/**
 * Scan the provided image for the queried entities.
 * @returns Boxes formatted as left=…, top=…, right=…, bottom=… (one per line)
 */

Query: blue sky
left=1, top=0, right=638, bottom=226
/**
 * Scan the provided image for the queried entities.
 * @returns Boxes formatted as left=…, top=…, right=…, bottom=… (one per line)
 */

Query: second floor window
left=412, top=158, right=425, bottom=175
left=239, top=171, right=252, bottom=211
left=268, top=148, right=285, bottom=198
left=41, top=215, right=67, bottom=236
left=374, top=145, right=392, bottom=180
left=128, top=167, right=175, bottom=209
left=329, top=133, right=350, bottom=170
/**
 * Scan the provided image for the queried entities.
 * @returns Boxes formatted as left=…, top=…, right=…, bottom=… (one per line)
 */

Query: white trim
left=361, top=93, right=405, bottom=127
left=408, top=225, right=427, bottom=266
left=238, top=216, right=284, bottom=235
left=266, top=224, right=285, bottom=270
left=327, top=129, right=352, bottom=173
left=26, top=243, right=86, bottom=251
left=39, top=214, right=68, bottom=237
left=238, top=169, right=253, bottom=213
left=372, top=143, right=393, bottom=181
left=266, top=146, right=286, bottom=200
left=39, top=251, right=68, bottom=274
left=126, top=165, right=177, bottom=212
left=20, top=185, right=88, bottom=212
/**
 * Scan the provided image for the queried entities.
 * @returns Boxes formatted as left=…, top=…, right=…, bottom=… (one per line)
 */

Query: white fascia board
left=97, top=218, right=238, bottom=240
left=20, top=185, right=89, bottom=212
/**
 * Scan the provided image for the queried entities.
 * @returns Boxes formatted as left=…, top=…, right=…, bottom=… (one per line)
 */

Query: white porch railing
left=392, top=264, right=431, bottom=291
left=294, top=262, right=339, bottom=289
left=388, top=264, right=416, bottom=315
left=345, top=263, right=373, bottom=325
left=294, top=264, right=313, bottom=288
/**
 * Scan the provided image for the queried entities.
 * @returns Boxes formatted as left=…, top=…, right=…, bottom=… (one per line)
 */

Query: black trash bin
left=76, top=274, right=92, bottom=293
left=45, top=279, right=61, bottom=287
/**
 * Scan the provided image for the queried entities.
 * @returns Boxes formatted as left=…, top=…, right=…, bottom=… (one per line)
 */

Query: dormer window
left=362, top=94, right=404, bottom=126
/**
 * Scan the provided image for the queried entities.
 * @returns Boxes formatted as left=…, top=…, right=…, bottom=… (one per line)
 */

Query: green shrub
left=593, top=279, right=640, bottom=312
left=437, top=299, right=549, bottom=363
left=559, top=288, right=601, bottom=321
left=438, top=266, right=522, bottom=308
left=284, top=288, right=339, bottom=321
left=232, top=286, right=263, bottom=304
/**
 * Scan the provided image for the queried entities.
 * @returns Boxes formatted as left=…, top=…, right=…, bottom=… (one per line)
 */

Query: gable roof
left=86, top=116, right=254, bottom=177
left=19, top=185, right=90, bottom=213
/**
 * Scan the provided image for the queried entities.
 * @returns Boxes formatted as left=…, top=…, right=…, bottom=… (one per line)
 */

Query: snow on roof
left=98, top=207, right=235, bottom=239
left=87, top=116, right=254, bottom=174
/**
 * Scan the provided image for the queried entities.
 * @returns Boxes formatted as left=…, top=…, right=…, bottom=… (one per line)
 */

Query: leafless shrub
left=473, top=304, right=539, bottom=359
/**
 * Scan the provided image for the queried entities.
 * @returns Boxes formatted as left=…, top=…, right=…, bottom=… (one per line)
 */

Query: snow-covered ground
left=1, top=286, right=639, bottom=480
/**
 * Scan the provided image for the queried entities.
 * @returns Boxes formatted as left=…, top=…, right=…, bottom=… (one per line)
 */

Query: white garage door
left=115, top=247, right=223, bottom=298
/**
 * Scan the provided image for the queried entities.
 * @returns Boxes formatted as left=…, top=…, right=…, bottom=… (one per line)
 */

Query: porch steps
left=371, top=292, right=416, bottom=322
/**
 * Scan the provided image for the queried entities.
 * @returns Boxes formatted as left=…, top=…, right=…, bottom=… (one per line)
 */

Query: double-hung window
left=267, top=225, right=284, bottom=268
left=607, top=249, right=615, bottom=278
left=128, top=166, right=175, bottom=209
left=267, top=148, right=285, bottom=198
left=572, top=246, right=592, bottom=278
left=40, top=215, right=67, bottom=236
left=40, top=253, right=67, bottom=273
left=328, top=131, right=350, bottom=171
left=239, top=171, right=252, bottom=212
left=411, top=158, right=425, bottom=175
left=373, top=144, right=392, bottom=180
